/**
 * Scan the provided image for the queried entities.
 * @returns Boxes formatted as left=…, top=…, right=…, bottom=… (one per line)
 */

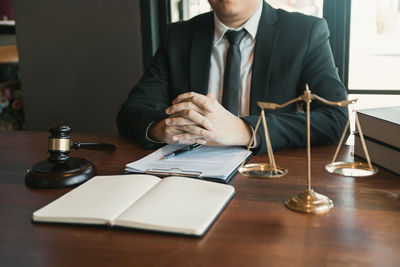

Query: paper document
left=125, top=144, right=252, bottom=183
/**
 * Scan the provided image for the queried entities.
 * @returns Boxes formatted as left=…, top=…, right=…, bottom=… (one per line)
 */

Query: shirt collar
left=213, top=0, right=263, bottom=44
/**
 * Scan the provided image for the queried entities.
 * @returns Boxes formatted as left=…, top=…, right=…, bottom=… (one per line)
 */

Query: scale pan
left=325, top=161, right=378, bottom=177
left=239, top=163, right=288, bottom=178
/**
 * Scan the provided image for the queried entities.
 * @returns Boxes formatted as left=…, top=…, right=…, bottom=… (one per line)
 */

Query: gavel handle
left=71, top=142, right=116, bottom=151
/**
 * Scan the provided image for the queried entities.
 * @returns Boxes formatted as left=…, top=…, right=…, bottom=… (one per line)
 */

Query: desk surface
left=1, top=131, right=399, bottom=267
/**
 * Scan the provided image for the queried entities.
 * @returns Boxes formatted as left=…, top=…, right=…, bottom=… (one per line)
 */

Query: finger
left=166, top=101, right=207, bottom=116
left=195, top=138, right=208, bottom=145
left=163, top=123, right=212, bottom=140
left=172, top=92, right=213, bottom=112
left=172, top=133, right=208, bottom=145
left=188, top=95, right=214, bottom=112
left=172, top=91, right=200, bottom=104
left=174, top=124, right=214, bottom=139
left=168, top=109, right=213, bottom=130
left=165, top=117, right=196, bottom=126
left=163, top=125, right=185, bottom=140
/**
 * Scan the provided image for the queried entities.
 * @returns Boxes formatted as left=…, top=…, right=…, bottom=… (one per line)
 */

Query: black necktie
left=222, top=29, right=247, bottom=116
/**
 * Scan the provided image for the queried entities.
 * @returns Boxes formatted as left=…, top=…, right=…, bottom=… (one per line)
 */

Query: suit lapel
left=190, top=12, right=214, bottom=95
left=250, top=2, right=280, bottom=114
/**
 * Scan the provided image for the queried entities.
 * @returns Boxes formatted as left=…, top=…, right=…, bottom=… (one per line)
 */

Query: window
left=170, top=0, right=211, bottom=22
left=349, top=0, right=400, bottom=91
left=170, top=0, right=323, bottom=22
left=267, top=0, right=323, bottom=17
left=347, top=0, right=400, bottom=109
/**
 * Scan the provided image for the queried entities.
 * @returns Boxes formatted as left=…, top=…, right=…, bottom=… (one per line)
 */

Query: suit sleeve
left=242, top=18, right=348, bottom=154
left=117, top=28, right=172, bottom=149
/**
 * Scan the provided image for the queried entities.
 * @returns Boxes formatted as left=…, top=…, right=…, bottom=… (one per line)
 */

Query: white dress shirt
left=208, top=0, right=263, bottom=117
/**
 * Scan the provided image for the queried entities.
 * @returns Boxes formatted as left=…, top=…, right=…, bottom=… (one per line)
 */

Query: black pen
left=162, top=143, right=203, bottom=160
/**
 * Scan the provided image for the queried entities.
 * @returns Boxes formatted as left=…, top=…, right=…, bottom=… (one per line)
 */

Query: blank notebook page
left=114, top=176, right=235, bottom=235
left=33, top=175, right=161, bottom=224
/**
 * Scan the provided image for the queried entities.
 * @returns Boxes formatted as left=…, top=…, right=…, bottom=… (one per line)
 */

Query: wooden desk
left=0, top=131, right=399, bottom=266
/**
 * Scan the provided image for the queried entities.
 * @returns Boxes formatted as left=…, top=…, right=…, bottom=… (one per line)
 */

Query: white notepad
left=32, top=174, right=235, bottom=236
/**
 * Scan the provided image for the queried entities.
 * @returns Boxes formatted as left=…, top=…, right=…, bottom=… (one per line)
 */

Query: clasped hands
left=149, top=92, right=252, bottom=146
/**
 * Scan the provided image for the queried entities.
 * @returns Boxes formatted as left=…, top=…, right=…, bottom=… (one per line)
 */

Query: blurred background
left=0, top=0, right=399, bottom=133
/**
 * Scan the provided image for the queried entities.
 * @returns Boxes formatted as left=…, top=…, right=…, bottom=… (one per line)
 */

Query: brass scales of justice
left=238, top=85, right=378, bottom=214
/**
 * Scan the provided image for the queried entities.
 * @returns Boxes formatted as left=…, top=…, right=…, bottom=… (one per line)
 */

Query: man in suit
left=117, top=0, right=348, bottom=154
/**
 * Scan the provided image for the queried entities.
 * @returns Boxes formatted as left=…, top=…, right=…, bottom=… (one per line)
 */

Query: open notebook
left=32, top=174, right=235, bottom=237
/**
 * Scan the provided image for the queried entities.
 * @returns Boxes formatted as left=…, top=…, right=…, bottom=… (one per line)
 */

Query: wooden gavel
left=25, top=125, right=116, bottom=189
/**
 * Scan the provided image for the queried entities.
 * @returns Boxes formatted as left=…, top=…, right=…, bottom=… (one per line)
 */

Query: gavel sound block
left=25, top=125, right=115, bottom=189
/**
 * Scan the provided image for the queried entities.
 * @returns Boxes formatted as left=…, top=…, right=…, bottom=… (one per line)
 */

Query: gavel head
left=48, top=125, right=72, bottom=163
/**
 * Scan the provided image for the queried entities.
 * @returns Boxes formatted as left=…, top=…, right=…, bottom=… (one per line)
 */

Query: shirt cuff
left=145, top=120, right=166, bottom=144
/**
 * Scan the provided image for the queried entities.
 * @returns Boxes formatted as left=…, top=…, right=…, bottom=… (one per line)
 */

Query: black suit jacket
left=117, top=2, right=348, bottom=154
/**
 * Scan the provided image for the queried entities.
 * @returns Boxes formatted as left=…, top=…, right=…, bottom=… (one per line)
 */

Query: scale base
left=239, top=163, right=288, bottom=178
left=285, top=189, right=333, bottom=214
left=25, top=157, right=96, bottom=189
left=325, top=161, right=378, bottom=177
